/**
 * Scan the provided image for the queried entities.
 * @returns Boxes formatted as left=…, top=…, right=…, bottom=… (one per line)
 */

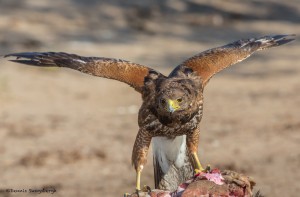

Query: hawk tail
left=152, top=136, right=193, bottom=191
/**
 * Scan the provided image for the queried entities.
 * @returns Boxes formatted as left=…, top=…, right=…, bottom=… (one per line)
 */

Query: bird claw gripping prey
left=4, top=34, right=295, bottom=193
left=124, top=185, right=152, bottom=197
left=126, top=169, right=256, bottom=197
left=194, top=164, right=211, bottom=174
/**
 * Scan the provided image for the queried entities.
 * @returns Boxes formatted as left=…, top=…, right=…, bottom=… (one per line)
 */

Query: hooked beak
left=167, top=99, right=180, bottom=113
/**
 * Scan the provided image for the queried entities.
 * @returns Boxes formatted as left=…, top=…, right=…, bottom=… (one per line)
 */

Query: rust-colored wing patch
left=5, top=52, right=157, bottom=92
left=172, top=34, right=295, bottom=86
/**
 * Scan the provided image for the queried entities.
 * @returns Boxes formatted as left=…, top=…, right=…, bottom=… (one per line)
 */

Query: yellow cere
left=167, top=99, right=181, bottom=112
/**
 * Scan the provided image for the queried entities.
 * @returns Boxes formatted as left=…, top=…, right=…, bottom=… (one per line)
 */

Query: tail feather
left=152, top=136, right=193, bottom=191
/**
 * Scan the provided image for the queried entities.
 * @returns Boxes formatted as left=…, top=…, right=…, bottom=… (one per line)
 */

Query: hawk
left=4, top=35, right=295, bottom=192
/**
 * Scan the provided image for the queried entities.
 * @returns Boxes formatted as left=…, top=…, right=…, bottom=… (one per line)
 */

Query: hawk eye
left=161, top=98, right=166, bottom=105
left=177, top=98, right=183, bottom=103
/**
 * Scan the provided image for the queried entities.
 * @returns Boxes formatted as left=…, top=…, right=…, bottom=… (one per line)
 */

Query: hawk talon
left=194, top=168, right=201, bottom=174
left=194, top=165, right=211, bottom=174
left=204, top=164, right=211, bottom=172
left=123, top=193, right=130, bottom=197
left=142, top=185, right=152, bottom=194
left=135, top=189, right=140, bottom=197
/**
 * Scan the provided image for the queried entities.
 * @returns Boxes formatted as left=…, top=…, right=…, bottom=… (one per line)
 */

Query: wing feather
left=171, top=34, right=295, bottom=86
left=5, top=52, right=157, bottom=92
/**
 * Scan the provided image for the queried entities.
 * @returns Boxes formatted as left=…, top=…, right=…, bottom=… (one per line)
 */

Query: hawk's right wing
left=171, top=34, right=295, bottom=86
left=5, top=52, right=159, bottom=92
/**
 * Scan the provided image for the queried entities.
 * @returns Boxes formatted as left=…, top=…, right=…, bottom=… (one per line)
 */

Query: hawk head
left=145, top=69, right=202, bottom=126
left=157, top=86, right=190, bottom=113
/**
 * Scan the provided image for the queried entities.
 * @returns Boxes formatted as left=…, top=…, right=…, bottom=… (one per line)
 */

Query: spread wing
left=4, top=52, right=158, bottom=92
left=170, top=34, right=295, bottom=86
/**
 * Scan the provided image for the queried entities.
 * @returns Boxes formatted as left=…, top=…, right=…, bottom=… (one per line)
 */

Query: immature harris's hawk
left=5, top=35, right=295, bottom=192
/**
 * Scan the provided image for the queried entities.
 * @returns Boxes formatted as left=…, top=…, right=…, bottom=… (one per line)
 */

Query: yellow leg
left=123, top=170, right=142, bottom=197
left=192, top=152, right=204, bottom=173
left=136, top=169, right=141, bottom=191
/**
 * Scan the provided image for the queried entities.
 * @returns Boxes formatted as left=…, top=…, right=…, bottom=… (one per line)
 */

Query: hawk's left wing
left=5, top=52, right=158, bottom=92
left=170, top=34, right=295, bottom=86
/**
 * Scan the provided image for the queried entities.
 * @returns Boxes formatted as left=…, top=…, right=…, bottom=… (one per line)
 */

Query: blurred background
left=0, top=0, right=299, bottom=196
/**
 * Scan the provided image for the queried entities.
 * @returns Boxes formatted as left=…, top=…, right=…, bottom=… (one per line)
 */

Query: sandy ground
left=0, top=0, right=299, bottom=196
